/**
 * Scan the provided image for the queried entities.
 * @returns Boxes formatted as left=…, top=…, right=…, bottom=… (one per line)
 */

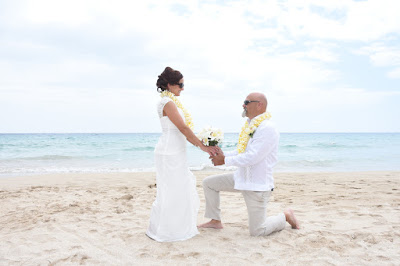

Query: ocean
left=0, top=133, right=399, bottom=176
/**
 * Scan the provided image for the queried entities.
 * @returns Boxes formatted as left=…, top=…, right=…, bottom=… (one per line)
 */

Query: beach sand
left=1, top=171, right=399, bottom=265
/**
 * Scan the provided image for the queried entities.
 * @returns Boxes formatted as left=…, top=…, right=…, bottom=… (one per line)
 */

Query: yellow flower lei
left=237, top=112, right=271, bottom=153
left=160, top=90, right=194, bottom=130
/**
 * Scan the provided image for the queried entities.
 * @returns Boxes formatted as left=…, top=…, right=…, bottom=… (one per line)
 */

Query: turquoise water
left=1, top=133, right=399, bottom=176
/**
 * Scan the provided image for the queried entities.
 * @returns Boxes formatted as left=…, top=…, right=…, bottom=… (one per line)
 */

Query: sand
left=0, top=171, right=399, bottom=265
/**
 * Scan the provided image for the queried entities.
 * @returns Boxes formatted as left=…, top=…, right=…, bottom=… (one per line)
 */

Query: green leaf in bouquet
left=208, top=140, right=219, bottom=146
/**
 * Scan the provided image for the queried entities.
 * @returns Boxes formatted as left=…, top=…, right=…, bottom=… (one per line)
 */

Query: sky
left=0, top=0, right=399, bottom=133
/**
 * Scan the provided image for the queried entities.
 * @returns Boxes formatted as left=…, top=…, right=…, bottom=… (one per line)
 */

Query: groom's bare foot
left=284, top=209, right=300, bottom=229
left=198, top=219, right=223, bottom=229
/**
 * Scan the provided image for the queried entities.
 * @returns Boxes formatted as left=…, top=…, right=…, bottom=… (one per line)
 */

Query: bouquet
left=197, top=126, right=224, bottom=146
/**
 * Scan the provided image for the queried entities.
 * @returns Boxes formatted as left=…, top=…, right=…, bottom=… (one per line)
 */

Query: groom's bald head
left=243, top=92, right=268, bottom=119
left=248, top=92, right=267, bottom=111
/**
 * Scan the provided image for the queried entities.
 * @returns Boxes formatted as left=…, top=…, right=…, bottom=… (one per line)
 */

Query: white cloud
left=356, top=43, right=400, bottom=79
left=23, top=0, right=94, bottom=26
left=387, top=68, right=400, bottom=79
left=359, top=43, right=400, bottom=67
left=0, top=0, right=399, bottom=133
left=277, top=0, right=400, bottom=41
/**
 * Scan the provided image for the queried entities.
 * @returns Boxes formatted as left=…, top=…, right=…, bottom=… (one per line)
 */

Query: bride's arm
left=164, top=102, right=217, bottom=155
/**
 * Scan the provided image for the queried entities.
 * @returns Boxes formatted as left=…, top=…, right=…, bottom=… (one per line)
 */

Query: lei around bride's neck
left=159, top=90, right=194, bottom=130
left=161, top=90, right=177, bottom=97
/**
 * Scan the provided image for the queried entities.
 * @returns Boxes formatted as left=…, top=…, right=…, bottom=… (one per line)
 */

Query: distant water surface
left=1, top=133, right=399, bottom=176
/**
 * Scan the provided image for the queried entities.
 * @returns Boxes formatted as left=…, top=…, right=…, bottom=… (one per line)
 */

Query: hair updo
left=156, top=67, right=183, bottom=92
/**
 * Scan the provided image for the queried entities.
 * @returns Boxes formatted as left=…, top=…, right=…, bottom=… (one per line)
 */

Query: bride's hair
left=156, top=67, right=183, bottom=92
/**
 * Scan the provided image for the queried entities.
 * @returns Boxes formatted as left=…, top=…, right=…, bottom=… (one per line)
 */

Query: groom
left=198, top=92, right=299, bottom=236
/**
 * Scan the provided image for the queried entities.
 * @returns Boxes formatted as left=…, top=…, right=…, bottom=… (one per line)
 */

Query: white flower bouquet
left=197, top=126, right=224, bottom=146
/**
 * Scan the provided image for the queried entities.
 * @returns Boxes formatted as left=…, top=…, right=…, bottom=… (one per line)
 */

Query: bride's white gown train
left=146, top=97, right=199, bottom=242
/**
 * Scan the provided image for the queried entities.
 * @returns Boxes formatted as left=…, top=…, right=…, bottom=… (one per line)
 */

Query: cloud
left=273, top=0, right=400, bottom=41
left=388, top=68, right=400, bottom=79
left=357, top=43, right=400, bottom=79
left=359, top=43, right=400, bottom=66
left=0, top=0, right=399, bottom=132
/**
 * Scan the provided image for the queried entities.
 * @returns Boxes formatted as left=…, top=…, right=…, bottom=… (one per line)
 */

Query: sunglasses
left=178, top=83, right=184, bottom=88
left=244, top=100, right=260, bottom=105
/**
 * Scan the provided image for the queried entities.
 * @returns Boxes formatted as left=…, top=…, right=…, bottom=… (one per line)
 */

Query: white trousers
left=202, top=173, right=286, bottom=236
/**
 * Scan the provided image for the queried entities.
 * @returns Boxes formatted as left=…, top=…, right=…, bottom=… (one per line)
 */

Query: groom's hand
left=210, top=153, right=225, bottom=166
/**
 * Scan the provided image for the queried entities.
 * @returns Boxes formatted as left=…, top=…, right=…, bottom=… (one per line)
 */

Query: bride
left=146, top=67, right=217, bottom=242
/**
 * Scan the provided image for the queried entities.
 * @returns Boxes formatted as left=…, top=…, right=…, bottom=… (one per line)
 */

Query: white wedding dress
left=146, top=97, right=200, bottom=242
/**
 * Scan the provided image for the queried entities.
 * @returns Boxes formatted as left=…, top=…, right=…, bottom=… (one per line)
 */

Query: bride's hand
left=200, top=145, right=219, bottom=156
left=214, top=146, right=223, bottom=155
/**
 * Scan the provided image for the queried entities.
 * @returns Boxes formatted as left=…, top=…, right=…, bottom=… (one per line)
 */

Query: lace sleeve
left=157, top=97, right=173, bottom=118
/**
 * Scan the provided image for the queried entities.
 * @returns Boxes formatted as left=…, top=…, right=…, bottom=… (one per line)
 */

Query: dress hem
left=145, top=230, right=199, bottom=242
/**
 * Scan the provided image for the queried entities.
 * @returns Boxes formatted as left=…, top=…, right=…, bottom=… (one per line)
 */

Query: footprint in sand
left=140, top=253, right=152, bottom=258
left=120, top=194, right=134, bottom=200
left=251, top=252, right=264, bottom=259
left=186, top=252, right=201, bottom=258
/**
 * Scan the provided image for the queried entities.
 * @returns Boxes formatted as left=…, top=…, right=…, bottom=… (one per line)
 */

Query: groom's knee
left=202, top=176, right=212, bottom=188
left=202, top=174, right=220, bottom=189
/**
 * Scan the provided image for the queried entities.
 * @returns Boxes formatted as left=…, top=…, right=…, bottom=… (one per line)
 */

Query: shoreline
left=1, top=171, right=399, bottom=264
left=2, top=168, right=400, bottom=179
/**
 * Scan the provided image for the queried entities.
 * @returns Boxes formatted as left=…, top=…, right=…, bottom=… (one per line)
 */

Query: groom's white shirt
left=224, top=118, right=279, bottom=191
